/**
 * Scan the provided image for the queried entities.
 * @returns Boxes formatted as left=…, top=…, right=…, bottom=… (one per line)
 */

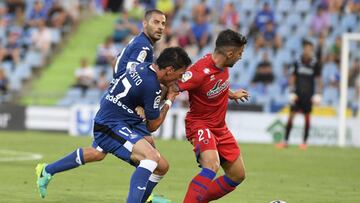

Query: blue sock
left=45, top=148, right=85, bottom=176
left=127, top=159, right=157, bottom=203
left=141, top=174, right=163, bottom=202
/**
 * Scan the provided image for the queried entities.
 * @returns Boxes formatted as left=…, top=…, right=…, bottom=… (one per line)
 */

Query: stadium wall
left=6, top=105, right=358, bottom=147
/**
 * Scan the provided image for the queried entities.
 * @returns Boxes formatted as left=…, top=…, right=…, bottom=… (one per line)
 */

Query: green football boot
left=146, top=194, right=171, bottom=203
left=35, top=163, right=52, bottom=198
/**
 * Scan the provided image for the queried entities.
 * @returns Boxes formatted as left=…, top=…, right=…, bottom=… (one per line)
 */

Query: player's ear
left=227, top=50, right=234, bottom=58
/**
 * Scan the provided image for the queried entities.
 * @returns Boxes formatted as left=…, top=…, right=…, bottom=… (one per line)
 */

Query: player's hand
left=166, top=83, right=180, bottom=102
left=312, top=94, right=322, bottom=105
left=135, top=106, right=146, bottom=121
left=289, top=93, right=297, bottom=104
left=230, top=89, right=249, bottom=104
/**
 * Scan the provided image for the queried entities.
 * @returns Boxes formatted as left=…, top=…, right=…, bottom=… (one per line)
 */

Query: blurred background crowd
left=0, top=0, right=359, bottom=115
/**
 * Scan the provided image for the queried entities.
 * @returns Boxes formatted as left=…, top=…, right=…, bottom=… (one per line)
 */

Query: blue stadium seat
left=295, top=0, right=311, bottom=14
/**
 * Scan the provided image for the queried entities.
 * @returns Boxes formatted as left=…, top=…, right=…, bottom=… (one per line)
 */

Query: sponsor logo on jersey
left=137, top=50, right=147, bottom=63
left=181, top=71, right=193, bottom=82
left=207, top=79, right=230, bottom=98
left=203, top=68, right=210, bottom=74
left=153, top=95, right=161, bottom=109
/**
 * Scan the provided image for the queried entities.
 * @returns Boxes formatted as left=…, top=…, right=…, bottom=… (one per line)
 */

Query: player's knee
left=144, top=148, right=161, bottom=163
left=201, top=159, right=220, bottom=172
left=154, top=157, right=170, bottom=175
left=230, top=171, right=246, bottom=183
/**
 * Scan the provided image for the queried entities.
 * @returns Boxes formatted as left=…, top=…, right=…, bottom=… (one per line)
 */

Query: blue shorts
left=92, top=122, right=150, bottom=164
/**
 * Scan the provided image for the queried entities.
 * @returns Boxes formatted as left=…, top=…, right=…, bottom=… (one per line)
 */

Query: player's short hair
left=144, top=9, right=165, bottom=21
left=215, top=29, right=247, bottom=51
left=156, top=47, right=192, bottom=70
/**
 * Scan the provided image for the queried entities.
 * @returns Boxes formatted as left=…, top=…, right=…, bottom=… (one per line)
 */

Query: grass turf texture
left=0, top=131, right=359, bottom=202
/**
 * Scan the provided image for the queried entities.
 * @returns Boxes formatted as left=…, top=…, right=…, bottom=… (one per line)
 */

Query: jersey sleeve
left=142, top=81, right=161, bottom=120
left=177, top=67, right=203, bottom=91
left=127, top=44, right=152, bottom=70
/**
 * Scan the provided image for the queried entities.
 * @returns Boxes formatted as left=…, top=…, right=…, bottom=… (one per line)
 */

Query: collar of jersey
left=141, top=32, right=154, bottom=47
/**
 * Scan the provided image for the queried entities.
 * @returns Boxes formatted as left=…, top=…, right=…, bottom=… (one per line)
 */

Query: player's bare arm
left=229, top=89, right=249, bottom=104
left=146, top=85, right=179, bottom=132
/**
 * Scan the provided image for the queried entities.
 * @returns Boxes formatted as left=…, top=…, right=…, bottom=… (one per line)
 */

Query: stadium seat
left=295, top=0, right=311, bottom=14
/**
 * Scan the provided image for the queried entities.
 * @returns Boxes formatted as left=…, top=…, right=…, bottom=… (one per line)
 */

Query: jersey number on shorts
left=198, top=129, right=211, bottom=142
left=118, top=127, right=132, bottom=137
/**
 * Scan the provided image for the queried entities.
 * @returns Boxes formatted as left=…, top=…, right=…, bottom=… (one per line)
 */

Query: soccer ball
left=269, top=200, right=286, bottom=203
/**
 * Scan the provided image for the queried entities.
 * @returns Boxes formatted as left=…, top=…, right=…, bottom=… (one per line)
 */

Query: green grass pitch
left=0, top=131, right=359, bottom=203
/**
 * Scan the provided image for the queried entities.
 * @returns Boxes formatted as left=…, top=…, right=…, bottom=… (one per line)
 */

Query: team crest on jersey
left=137, top=50, right=147, bottom=63
left=207, top=79, right=230, bottom=98
left=203, top=68, right=210, bottom=74
left=181, top=71, right=193, bottom=82
left=153, top=95, right=161, bottom=109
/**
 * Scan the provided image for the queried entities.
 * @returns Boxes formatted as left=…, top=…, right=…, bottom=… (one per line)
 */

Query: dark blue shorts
left=91, top=122, right=150, bottom=164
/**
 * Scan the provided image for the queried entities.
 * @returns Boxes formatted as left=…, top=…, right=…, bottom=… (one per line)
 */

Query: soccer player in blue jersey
left=35, top=47, right=192, bottom=203
left=114, top=9, right=166, bottom=77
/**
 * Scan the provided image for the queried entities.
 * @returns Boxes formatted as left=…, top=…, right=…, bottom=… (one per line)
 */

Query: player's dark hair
left=144, top=9, right=165, bottom=21
left=156, top=47, right=192, bottom=70
left=215, top=29, right=247, bottom=51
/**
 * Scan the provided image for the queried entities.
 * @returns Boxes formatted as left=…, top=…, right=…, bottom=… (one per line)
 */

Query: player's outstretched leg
left=127, top=139, right=160, bottom=203
left=202, top=156, right=245, bottom=202
left=35, top=163, right=52, bottom=198
left=35, top=147, right=105, bottom=198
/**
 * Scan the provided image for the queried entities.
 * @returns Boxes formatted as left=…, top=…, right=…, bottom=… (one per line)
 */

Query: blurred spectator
left=260, top=22, right=282, bottom=51
left=309, top=6, right=330, bottom=36
left=327, top=0, right=345, bottom=13
left=26, top=0, right=47, bottom=27
left=330, top=36, right=341, bottom=63
left=192, top=0, right=211, bottom=22
left=174, top=16, right=191, bottom=48
left=128, top=0, right=145, bottom=24
left=96, top=70, right=109, bottom=92
left=0, top=3, right=11, bottom=30
left=5, top=0, right=25, bottom=16
left=316, top=33, right=327, bottom=64
left=156, top=0, right=175, bottom=19
left=349, top=58, right=360, bottom=88
left=156, top=26, right=178, bottom=56
left=31, top=19, right=51, bottom=59
left=189, top=14, right=211, bottom=51
left=47, top=1, right=68, bottom=28
left=95, top=36, right=117, bottom=68
left=0, top=31, right=21, bottom=66
left=60, top=0, right=80, bottom=24
left=253, top=2, right=274, bottom=33
left=112, top=11, right=139, bottom=43
left=73, top=58, right=95, bottom=94
left=219, top=2, right=238, bottom=30
left=0, top=68, right=9, bottom=96
left=252, top=52, right=274, bottom=84
left=12, top=5, right=26, bottom=27
left=348, top=0, right=360, bottom=12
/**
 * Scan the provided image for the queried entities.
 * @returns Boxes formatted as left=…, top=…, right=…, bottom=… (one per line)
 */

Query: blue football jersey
left=114, top=32, right=154, bottom=78
left=95, top=63, right=162, bottom=126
